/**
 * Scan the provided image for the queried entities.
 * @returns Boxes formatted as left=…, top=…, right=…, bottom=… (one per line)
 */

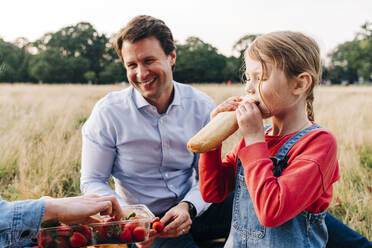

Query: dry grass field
left=0, top=83, right=371, bottom=239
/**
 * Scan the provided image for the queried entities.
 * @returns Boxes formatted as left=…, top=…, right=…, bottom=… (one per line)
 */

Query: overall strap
left=275, top=124, right=321, bottom=160
left=271, top=124, right=322, bottom=177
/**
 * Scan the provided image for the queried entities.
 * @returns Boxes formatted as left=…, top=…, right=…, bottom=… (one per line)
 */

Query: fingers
left=84, top=195, right=123, bottom=221
left=162, top=214, right=190, bottom=233
left=237, top=101, right=260, bottom=116
left=104, top=196, right=123, bottom=220
left=159, top=211, right=174, bottom=227
left=175, top=221, right=192, bottom=235
left=211, top=97, right=241, bottom=119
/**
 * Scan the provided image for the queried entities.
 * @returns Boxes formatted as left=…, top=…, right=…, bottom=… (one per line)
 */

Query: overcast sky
left=1, top=0, right=371, bottom=58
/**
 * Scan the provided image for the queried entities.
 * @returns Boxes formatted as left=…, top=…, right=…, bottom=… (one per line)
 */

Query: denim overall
left=225, top=125, right=328, bottom=248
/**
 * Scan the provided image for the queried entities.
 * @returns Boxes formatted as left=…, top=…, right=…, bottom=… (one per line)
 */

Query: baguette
left=187, top=96, right=255, bottom=153
left=187, top=110, right=239, bottom=153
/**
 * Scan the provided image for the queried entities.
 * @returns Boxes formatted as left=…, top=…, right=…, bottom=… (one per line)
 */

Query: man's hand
left=42, top=194, right=123, bottom=224
left=158, top=202, right=192, bottom=238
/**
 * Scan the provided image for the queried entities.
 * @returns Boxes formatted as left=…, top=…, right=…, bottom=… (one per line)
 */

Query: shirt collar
left=132, top=81, right=182, bottom=110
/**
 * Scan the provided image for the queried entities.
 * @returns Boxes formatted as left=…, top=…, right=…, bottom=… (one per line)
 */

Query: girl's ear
left=292, top=72, right=312, bottom=96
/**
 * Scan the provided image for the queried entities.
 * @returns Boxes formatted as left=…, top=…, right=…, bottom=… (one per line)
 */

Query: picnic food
left=151, top=218, right=165, bottom=232
left=37, top=204, right=154, bottom=247
left=187, top=96, right=254, bottom=153
left=38, top=224, right=93, bottom=248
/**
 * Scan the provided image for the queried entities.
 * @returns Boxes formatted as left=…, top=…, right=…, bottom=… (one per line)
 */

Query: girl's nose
left=245, top=83, right=255, bottom=95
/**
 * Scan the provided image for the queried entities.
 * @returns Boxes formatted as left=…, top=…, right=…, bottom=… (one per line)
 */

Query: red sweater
left=199, top=127, right=340, bottom=227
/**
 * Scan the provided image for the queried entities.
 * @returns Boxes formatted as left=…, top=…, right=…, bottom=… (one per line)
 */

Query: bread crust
left=187, top=111, right=239, bottom=153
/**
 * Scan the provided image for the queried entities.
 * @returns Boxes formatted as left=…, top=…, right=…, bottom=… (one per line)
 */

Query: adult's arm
left=181, top=99, right=215, bottom=217
left=0, top=194, right=123, bottom=247
left=0, top=198, right=44, bottom=247
left=80, top=104, right=126, bottom=207
left=180, top=152, right=211, bottom=217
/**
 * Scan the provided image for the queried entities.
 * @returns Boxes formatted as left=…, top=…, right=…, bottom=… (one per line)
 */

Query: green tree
left=232, top=34, right=260, bottom=82
left=327, top=21, right=372, bottom=83
left=232, top=34, right=259, bottom=59
left=29, top=49, right=89, bottom=83
left=84, top=71, right=97, bottom=83
left=31, top=22, right=110, bottom=83
left=98, top=62, right=126, bottom=84
left=174, top=37, right=227, bottom=83
left=0, top=38, right=33, bottom=82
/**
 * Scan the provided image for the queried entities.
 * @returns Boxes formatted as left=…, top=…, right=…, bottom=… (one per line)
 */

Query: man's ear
left=169, top=50, right=176, bottom=66
left=292, top=72, right=312, bottom=95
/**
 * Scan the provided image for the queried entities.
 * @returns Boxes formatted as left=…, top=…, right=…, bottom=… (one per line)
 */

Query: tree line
left=0, top=21, right=371, bottom=84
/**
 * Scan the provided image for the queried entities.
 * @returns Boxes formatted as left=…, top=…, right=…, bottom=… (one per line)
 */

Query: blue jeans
left=141, top=193, right=234, bottom=248
left=326, top=212, right=372, bottom=248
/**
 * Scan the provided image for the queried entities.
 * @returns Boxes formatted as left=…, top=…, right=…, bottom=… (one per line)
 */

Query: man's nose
left=137, top=65, right=149, bottom=81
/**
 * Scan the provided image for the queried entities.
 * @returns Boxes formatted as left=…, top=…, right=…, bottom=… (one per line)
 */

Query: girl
left=199, top=31, right=340, bottom=247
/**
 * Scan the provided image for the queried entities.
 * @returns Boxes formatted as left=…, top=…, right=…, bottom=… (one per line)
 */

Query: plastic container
left=89, top=204, right=154, bottom=246
left=38, top=204, right=154, bottom=248
left=38, top=224, right=94, bottom=247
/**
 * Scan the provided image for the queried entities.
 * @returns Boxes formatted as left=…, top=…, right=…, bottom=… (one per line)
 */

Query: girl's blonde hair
left=246, top=31, right=321, bottom=121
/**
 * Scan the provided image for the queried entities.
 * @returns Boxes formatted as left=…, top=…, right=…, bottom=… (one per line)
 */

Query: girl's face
left=244, top=56, right=297, bottom=119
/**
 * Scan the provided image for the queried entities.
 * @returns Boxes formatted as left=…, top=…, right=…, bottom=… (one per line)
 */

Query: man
left=0, top=194, right=122, bottom=247
left=80, top=15, right=232, bottom=248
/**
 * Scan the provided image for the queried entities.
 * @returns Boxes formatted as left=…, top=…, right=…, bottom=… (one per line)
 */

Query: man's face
left=122, top=36, right=176, bottom=106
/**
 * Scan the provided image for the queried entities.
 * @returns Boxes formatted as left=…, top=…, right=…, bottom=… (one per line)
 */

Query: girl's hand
left=210, top=97, right=242, bottom=119
left=236, top=100, right=265, bottom=146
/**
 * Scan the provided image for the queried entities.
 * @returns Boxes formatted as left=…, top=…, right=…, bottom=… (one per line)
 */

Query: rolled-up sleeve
left=0, top=198, right=45, bottom=247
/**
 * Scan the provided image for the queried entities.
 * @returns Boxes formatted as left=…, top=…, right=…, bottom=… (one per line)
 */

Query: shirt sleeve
left=181, top=97, right=215, bottom=216
left=199, top=140, right=242, bottom=203
left=181, top=152, right=211, bottom=217
left=0, top=198, right=45, bottom=247
left=239, top=130, right=339, bottom=227
left=80, top=104, right=127, bottom=207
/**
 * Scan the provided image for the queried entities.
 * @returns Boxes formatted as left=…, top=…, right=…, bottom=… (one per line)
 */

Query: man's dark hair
left=114, top=15, right=175, bottom=65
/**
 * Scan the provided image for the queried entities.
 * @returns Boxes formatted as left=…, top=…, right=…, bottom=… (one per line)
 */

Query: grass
left=0, top=83, right=371, bottom=239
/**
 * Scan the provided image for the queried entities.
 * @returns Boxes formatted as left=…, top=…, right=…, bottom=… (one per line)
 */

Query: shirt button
left=165, top=173, right=168, bottom=177
left=159, top=119, right=163, bottom=124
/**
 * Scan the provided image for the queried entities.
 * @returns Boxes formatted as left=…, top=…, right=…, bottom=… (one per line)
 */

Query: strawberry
left=38, top=230, right=53, bottom=248
left=76, top=225, right=91, bottom=239
left=125, top=221, right=138, bottom=232
left=56, top=224, right=71, bottom=237
left=151, top=217, right=160, bottom=224
left=152, top=221, right=164, bottom=232
left=55, top=236, right=69, bottom=248
left=132, top=226, right=146, bottom=242
left=69, top=231, right=87, bottom=247
left=94, top=226, right=107, bottom=242
left=119, top=228, right=132, bottom=243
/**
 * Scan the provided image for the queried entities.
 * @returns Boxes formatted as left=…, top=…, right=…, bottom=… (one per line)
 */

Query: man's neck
left=150, top=86, right=175, bottom=114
